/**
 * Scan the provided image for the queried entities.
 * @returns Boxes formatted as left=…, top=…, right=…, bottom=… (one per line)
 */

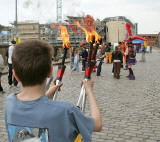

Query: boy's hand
left=82, top=79, right=94, bottom=94
left=45, top=79, right=63, bottom=99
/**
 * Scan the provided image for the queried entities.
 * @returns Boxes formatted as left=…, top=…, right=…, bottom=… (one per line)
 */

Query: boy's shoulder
left=47, top=98, right=75, bottom=110
left=6, top=93, right=76, bottom=112
left=7, top=93, right=15, bottom=101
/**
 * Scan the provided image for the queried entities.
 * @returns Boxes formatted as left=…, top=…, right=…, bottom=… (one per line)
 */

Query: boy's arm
left=82, top=80, right=102, bottom=132
left=45, top=80, right=63, bottom=99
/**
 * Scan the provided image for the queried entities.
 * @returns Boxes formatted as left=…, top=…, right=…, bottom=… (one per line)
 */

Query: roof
left=125, top=36, right=147, bottom=42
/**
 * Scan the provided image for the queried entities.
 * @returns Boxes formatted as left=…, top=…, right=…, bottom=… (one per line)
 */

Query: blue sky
left=1, top=0, right=160, bottom=34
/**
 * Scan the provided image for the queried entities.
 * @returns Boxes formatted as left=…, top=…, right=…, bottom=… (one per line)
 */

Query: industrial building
left=103, top=16, right=138, bottom=44
left=12, top=22, right=39, bottom=41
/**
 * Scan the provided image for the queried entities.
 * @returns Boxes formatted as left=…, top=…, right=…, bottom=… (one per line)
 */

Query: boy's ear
left=12, top=69, right=20, bottom=82
left=47, top=65, right=53, bottom=77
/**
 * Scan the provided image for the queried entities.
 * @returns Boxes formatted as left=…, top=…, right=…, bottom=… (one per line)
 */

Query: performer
left=121, top=42, right=127, bottom=69
left=126, top=42, right=137, bottom=80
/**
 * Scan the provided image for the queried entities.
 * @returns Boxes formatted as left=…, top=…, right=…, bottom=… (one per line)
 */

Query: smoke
left=23, top=0, right=32, bottom=8
left=21, top=0, right=56, bottom=23
left=22, top=0, right=84, bottom=23
left=23, top=0, right=42, bottom=9
left=64, top=0, right=82, bottom=17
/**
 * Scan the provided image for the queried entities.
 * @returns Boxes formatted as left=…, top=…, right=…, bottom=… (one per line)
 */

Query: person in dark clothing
left=80, top=47, right=88, bottom=71
left=112, top=46, right=123, bottom=79
left=126, top=42, right=137, bottom=80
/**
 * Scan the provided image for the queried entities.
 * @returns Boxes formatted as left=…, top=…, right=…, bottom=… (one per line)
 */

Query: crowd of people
left=70, top=40, right=150, bottom=80
left=0, top=40, right=150, bottom=94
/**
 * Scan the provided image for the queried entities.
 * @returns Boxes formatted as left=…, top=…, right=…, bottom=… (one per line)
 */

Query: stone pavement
left=1, top=49, right=160, bottom=142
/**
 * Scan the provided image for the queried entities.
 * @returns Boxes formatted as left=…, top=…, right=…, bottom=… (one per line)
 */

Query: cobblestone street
left=0, top=49, right=160, bottom=142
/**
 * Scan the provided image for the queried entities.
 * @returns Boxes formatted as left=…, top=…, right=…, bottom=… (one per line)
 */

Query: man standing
left=7, top=40, right=18, bottom=87
left=80, top=47, right=88, bottom=71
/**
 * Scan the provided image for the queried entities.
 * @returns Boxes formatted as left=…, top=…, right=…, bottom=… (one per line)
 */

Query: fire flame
left=74, top=21, right=102, bottom=44
left=74, top=21, right=92, bottom=43
left=93, top=30, right=102, bottom=45
left=59, top=25, right=70, bottom=49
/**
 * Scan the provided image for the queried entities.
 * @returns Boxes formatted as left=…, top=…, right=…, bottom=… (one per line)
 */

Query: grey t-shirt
left=5, top=94, right=94, bottom=142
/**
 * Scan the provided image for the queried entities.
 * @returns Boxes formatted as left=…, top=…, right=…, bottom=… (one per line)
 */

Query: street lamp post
left=15, top=0, right=18, bottom=39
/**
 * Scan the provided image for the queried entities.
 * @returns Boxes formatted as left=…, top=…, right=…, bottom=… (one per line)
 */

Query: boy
left=5, top=40, right=102, bottom=142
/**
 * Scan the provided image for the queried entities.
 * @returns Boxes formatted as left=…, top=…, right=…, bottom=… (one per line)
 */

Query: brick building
left=138, top=34, right=158, bottom=47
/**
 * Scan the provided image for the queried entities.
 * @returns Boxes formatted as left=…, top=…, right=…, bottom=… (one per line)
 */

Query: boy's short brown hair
left=12, top=40, right=53, bottom=86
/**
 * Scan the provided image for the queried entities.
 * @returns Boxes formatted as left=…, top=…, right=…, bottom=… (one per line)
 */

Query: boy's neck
left=17, top=83, right=46, bottom=101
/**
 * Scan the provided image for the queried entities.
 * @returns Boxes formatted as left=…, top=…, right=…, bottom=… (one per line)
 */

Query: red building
left=137, top=34, right=158, bottom=46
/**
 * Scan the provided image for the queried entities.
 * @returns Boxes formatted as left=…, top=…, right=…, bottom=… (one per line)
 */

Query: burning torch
left=74, top=24, right=102, bottom=142
left=46, top=25, right=70, bottom=100
left=53, top=25, right=70, bottom=100
left=75, top=20, right=102, bottom=111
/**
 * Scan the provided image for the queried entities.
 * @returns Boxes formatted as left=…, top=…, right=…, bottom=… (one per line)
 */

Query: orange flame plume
left=59, top=25, right=70, bottom=49
left=74, top=21, right=102, bottom=44
left=74, top=21, right=92, bottom=43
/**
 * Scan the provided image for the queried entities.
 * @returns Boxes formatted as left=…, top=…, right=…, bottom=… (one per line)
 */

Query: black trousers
left=0, top=72, right=3, bottom=91
left=82, top=59, right=86, bottom=71
left=8, top=64, right=18, bottom=86
left=97, top=61, right=102, bottom=76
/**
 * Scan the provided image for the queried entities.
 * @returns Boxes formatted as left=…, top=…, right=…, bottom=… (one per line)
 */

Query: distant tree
left=0, top=24, right=5, bottom=32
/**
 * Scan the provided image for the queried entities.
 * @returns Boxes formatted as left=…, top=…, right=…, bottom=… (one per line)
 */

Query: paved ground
left=1, top=49, right=160, bottom=142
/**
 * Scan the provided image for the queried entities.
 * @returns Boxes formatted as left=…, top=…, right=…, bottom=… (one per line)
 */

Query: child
left=71, top=48, right=80, bottom=74
left=5, top=40, right=102, bottom=142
